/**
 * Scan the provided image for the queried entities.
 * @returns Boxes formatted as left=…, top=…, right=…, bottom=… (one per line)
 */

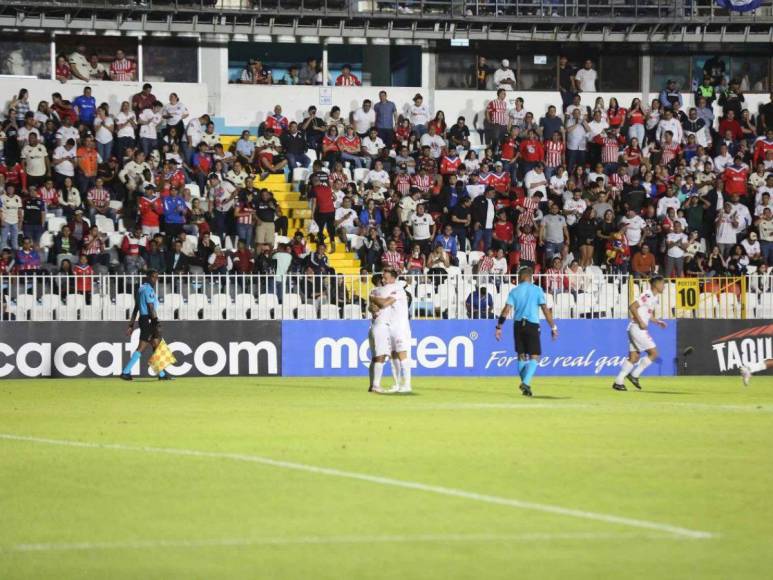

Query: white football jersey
left=382, top=281, right=410, bottom=327
left=632, top=290, right=659, bottom=327
left=370, top=286, right=388, bottom=323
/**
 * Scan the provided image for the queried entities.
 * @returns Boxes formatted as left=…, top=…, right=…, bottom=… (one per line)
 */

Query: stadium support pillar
left=201, top=35, right=229, bottom=118
left=423, top=50, right=436, bottom=110
left=640, top=54, right=651, bottom=104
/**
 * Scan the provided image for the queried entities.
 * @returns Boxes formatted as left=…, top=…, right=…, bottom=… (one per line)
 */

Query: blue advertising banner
left=282, top=320, right=677, bottom=377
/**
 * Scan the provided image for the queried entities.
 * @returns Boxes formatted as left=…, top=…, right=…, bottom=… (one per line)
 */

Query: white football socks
left=615, top=360, right=635, bottom=384
left=372, top=362, right=384, bottom=388
left=631, top=356, right=652, bottom=378
left=399, top=358, right=412, bottom=389
left=390, top=358, right=400, bottom=386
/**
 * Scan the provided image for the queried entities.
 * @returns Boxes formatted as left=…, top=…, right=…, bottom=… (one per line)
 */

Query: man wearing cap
left=493, top=59, right=517, bottom=91
left=407, top=94, right=430, bottom=137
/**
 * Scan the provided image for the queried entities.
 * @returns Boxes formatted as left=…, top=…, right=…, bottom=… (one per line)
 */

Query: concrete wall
left=3, top=78, right=769, bottom=135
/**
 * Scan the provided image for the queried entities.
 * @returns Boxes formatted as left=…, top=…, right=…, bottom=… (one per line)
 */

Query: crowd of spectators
left=54, top=45, right=137, bottom=83
left=1, top=68, right=773, bottom=300
left=236, top=57, right=363, bottom=86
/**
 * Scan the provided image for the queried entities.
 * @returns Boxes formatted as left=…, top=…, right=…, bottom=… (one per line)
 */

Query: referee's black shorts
left=514, top=319, right=541, bottom=356
left=138, top=315, right=161, bottom=342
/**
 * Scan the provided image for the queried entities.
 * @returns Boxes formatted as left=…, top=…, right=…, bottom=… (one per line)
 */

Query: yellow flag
left=148, top=339, right=177, bottom=374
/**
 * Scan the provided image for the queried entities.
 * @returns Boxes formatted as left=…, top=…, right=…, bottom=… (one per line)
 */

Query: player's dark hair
left=650, top=275, right=664, bottom=285
left=371, top=273, right=383, bottom=286
left=518, top=266, right=534, bottom=281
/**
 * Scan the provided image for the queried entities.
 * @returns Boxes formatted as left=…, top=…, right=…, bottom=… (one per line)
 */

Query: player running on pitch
left=613, top=275, right=667, bottom=391
left=367, top=274, right=400, bottom=393
left=495, top=267, right=558, bottom=397
left=120, top=270, right=172, bottom=381
left=741, top=360, right=773, bottom=386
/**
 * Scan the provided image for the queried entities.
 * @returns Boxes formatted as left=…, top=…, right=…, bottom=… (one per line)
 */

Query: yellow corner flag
left=148, top=340, right=177, bottom=374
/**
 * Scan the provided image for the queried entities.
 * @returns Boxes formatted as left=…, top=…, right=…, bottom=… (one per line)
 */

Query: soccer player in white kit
left=741, top=360, right=773, bottom=386
left=378, top=267, right=413, bottom=393
left=368, top=275, right=394, bottom=393
left=613, top=275, right=667, bottom=391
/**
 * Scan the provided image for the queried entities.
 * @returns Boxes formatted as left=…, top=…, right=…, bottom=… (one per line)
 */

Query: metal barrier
left=2, top=0, right=771, bottom=20
left=1, top=272, right=767, bottom=322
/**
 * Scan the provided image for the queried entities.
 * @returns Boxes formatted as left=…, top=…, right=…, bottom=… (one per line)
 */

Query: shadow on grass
left=637, top=390, right=694, bottom=395
left=530, top=395, right=573, bottom=400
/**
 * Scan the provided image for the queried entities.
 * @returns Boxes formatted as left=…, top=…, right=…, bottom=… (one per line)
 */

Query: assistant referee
left=120, top=270, right=172, bottom=381
left=494, top=267, right=558, bottom=396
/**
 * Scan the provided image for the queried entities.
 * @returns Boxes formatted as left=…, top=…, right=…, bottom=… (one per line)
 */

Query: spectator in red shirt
left=519, top=130, right=545, bottom=178
left=718, top=110, right=743, bottom=143
left=131, top=83, right=157, bottom=116
left=335, top=64, right=361, bottom=87
left=492, top=210, right=514, bottom=252
left=73, top=254, right=94, bottom=303
left=55, top=55, right=71, bottom=83
left=138, top=184, right=163, bottom=235
left=310, top=175, right=337, bottom=252
left=721, top=156, right=749, bottom=197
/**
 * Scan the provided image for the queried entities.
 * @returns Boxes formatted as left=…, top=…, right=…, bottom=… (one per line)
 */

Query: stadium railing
left=1, top=272, right=766, bottom=322
left=3, top=0, right=770, bottom=20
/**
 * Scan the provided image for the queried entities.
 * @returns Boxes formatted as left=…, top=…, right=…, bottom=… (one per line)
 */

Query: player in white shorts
left=379, top=267, right=413, bottom=394
left=367, top=274, right=400, bottom=393
left=613, top=275, right=667, bottom=391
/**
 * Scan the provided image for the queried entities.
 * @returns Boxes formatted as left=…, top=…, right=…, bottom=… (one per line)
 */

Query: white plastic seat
left=292, top=168, right=309, bottom=183
left=81, top=304, right=104, bottom=321
left=697, top=294, right=718, bottom=318
left=296, top=304, right=317, bottom=320
left=66, top=294, right=86, bottom=309
left=40, top=293, right=62, bottom=318
left=95, top=215, right=115, bottom=233
left=109, top=200, right=124, bottom=212
left=343, top=304, right=363, bottom=319
left=39, top=231, right=54, bottom=249
left=162, top=293, right=184, bottom=310
left=57, top=302, right=81, bottom=321
left=210, top=293, right=231, bottom=310
left=185, top=183, right=200, bottom=198
left=202, top=304, right=226, bottom=320
left=234, top=293, right=256, bottom=310
left=553, top=293, right=575, bottom=318
left=112, top=293, right=135, bottom=320
left=13, top=295, right=37, bottom=320
left=156, top=302, right=177, bottom=321
left=280, top=293, right=302, bottom=319
left=47, top=216, right=67, bottom=233
left=718, top=293, right=740, bottom=318
left=353, top=168, right=369, bottom=183
left=319, top=304, right=340, bottom=320
left=467, top=251, right=484, bottom=267
left=183, top=294, right=208, bottom=319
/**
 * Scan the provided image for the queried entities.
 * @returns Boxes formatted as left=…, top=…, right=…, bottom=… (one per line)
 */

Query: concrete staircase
left=252, top=173, right=361, bottom=275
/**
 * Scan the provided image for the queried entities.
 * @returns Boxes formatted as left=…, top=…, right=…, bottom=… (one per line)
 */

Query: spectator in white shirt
left=55, top=116, right=79, bottom=147
left=655, top=109, right=683, bottom=144
left=352, top=100, right=376, bottom=137
left=657, top=187, right=681, bottom=217
left=575, top=60, right=598, bottom=92
left=407, top=94, right=430, bottom=137
left=713, top=144, right=734, bottom=173
left=664, top=221, right=689, bottom=277
left=493, top=59, right=517, bottom=91
left=361, top=128, right=385, bottom=166
left=620, top=208, right=646, bottom=251
left=139, top=101, right=163, bottom=157
left=52, top=138, right=77, bottom=187
left=366, top=160, right=390, bottom=193
left=162, top=92, right=189, bottom=137
left=420, top=125, right=445, bottom=159
left=524, top=163, right=548, bottom=197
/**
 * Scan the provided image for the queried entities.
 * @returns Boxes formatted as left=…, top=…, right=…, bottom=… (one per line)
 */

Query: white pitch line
left=0, top=433, right=715, bottom=540
left=4, top=531, right=690, bottom=554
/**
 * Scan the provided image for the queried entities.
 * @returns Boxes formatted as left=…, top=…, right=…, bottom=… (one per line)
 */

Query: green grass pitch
left=1, top=375, right=772, bottom=579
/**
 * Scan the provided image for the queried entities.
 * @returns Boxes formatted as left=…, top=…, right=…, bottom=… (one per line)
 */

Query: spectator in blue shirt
left=162, top=187, right=187, bottom=244
left=434, top=224, right=459, bottom=261
left=466, top=286, right=494, bottom=319
left=373, top=90, right=397, bottom=148
left=72, top=86, right=97, bottom=127
left=659, top=80, right=683, bottom=110
left=235, top=130, right=255, bottom=165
